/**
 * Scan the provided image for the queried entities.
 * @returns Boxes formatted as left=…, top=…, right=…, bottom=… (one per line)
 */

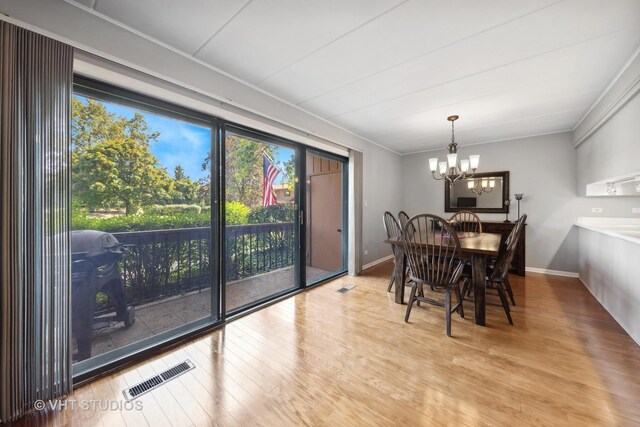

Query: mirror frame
left=444, top=171, right=510, bottom=213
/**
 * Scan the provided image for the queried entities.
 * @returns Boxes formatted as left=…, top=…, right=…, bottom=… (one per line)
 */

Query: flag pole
left=263, top=149, right=285, bottom=174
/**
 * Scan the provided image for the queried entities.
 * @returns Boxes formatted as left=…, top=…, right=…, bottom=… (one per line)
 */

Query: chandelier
left=428, top=115, right=479, bottom=184
left=467, top=178, right=495, bottom=195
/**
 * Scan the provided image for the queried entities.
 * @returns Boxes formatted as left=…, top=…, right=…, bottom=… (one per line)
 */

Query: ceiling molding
left=572, top=45, right=640, bottom=148
left=400, top=129, right=572, bottom=156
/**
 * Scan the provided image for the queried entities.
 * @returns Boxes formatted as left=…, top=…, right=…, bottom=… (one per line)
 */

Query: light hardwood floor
left=16, top=261, right=640, bottom=426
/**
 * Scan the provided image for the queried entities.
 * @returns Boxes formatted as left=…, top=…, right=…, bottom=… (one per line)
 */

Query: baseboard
left=525, top=267, right=579, bottom=278
left=362, top=255, right=393, bottom=271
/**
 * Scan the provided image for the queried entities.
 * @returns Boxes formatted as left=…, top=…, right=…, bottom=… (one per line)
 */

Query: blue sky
left=75, top=95, right=211, bottom=180
left=74, top=95, right=292, bottom=184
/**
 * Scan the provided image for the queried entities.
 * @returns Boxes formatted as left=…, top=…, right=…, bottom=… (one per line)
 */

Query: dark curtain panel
left=0, top=21, right=73, bottom=422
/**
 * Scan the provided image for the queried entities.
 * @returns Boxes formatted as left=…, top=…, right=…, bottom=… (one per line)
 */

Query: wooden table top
left=385, top=232, right=502, bottom=256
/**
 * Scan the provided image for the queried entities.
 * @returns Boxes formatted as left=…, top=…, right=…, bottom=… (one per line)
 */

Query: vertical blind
left=0, top=21, right=73, bottom=422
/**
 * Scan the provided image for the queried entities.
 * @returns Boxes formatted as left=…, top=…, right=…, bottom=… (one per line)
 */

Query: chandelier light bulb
left=427, top=115, right=479, bottom=185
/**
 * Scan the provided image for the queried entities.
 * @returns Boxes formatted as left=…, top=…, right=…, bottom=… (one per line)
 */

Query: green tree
left=72, top=98, right=160, bottom=152
left=74, top=136, right=173, bottom=215
left=200, top=135, right=285, bottom=207
left=224, top=135, right=266, bottom=207
left=72, top=96, right=172, bottom=215
left=171, top=165, right=200, bottom=204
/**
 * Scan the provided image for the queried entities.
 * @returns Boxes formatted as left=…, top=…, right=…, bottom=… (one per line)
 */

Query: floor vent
left=123, top=360, right=195, bottom=401
left=337, top=284, right=356, bottom=293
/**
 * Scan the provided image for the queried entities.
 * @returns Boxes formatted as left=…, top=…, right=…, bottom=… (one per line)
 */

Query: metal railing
left=107, top=222, right=295, bottom=309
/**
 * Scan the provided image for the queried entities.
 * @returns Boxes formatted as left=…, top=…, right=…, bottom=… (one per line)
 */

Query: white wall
left=574, top=49, right=640, bottom=194
left=576, top=94, right=640, bottom=195
left=573, top=48, right=640, bottom=345
left=0, top=0, right=403, bottom=269
left=401, top=132, right=640, bottom=273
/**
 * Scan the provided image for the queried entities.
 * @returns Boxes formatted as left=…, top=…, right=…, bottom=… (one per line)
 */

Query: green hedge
left=248, top=204, right=294, bottom=224
left=72, top=211, right=210, bottom=232
left=225, top=201, right=250, bottom=225
left=149, top=204, right=202, bottom=215
left=72, top=201, right=254, bottom=232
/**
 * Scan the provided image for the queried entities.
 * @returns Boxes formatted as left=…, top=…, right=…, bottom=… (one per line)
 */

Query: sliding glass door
left=71, top=77, right=219, bottom=375
left=69, top=76, right=348, bottom=380
left=224, top=127, right=300, bottom=313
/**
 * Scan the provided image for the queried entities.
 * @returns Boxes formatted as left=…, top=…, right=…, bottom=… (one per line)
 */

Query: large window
left=71, top=77, right=347, bottom=378
left=71, top=78, right=217, bottom=374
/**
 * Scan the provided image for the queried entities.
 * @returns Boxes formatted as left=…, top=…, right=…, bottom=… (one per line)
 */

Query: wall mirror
left=444, top=171, right=510, bottom=213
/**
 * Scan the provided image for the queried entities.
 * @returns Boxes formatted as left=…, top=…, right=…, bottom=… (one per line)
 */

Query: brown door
left=309, top=172, right=343, bottom=271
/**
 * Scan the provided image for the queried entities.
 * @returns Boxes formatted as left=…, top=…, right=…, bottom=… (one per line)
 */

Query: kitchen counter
left=575, top=217, right=640, bottom=245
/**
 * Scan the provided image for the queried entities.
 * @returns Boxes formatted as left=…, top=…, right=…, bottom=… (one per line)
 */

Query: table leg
left=394, top=247, right=406, bottom=304
left=472, top=253, right=487, bottom=326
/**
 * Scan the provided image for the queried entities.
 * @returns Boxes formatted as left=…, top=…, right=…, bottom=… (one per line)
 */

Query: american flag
left=262, top=153, right=280, bottom=207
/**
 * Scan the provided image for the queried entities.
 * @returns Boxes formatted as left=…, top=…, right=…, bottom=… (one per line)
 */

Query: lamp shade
left=428, top=158, right=438, bottom=172
left=447, top=153, right=457, bottom=169
left=469, top=155, right=480, bottom=170
left=467, top=180, right=474, bottom=189
left=439, top=161, right=448, bottom=175
left=460, top=159, right=469, bottom=173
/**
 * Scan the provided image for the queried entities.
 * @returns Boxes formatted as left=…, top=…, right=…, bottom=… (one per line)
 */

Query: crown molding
left=573, top=46, right=640, bottom=148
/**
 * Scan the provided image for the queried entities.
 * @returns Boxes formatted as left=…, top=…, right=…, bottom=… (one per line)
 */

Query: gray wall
left=361, top=146, right=403, bottom=265
left=401, top=132, right=640, bottom=273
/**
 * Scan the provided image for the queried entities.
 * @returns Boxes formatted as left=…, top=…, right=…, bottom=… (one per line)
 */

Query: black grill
left=71, top=230, right=136, bottom=361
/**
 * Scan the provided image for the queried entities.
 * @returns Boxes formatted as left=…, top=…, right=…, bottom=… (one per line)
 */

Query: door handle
left=337, top=229, right=342, bottom=233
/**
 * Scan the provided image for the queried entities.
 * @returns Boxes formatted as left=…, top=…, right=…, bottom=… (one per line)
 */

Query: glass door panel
left=224, top=129, right=299, bottom=313
left=305, top=151, right=347, bottom=284
left=71, top=80, right=216, bottom=372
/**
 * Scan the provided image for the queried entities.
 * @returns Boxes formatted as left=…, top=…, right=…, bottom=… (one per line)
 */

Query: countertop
left=575, top=217, right=640, bottom=245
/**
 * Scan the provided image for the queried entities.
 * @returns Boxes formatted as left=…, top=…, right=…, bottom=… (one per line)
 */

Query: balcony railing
left=107, top=222, right=295, bottom=310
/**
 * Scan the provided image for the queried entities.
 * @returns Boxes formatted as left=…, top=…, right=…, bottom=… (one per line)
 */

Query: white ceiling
left=71, top=0, right=640, bottom=154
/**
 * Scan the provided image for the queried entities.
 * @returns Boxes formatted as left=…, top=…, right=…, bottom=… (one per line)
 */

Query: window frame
left=71, top=75, right=348, bottom=383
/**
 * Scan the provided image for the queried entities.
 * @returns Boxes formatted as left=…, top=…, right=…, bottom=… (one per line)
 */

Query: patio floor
left=77, top=266, right=329, bottom=360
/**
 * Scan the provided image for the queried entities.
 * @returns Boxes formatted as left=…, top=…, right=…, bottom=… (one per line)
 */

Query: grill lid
left=71, top=230, right=120, bottom=255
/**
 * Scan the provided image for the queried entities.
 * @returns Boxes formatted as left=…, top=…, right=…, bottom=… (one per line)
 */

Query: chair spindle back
left=402, top=214, right=463, bottom=288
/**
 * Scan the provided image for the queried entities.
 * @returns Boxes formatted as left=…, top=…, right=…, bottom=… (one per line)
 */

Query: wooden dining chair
left=383, top=211, right=403, bottom=292
left=402, top=214, right=465, bottom=337
left=491, top=214, right=526, bottom=305
left=449, top=211, right=481, bottom=287
left=449, top=210, right=483, bottom=233
left=462, top=214, right=527, bottom=325
left=398, top=211, right=410, bottom=229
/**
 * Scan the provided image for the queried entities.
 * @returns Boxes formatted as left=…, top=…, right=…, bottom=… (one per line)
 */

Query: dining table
left=384, top=231, right=502, bottom=326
